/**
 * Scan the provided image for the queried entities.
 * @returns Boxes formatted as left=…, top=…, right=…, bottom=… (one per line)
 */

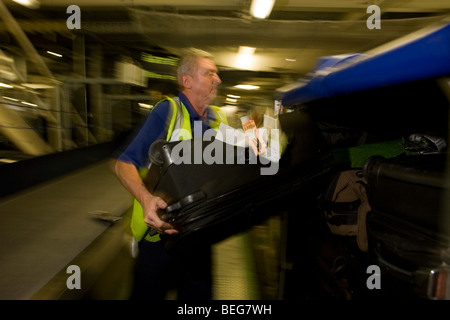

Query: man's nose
left=214, top=73, right=222, bottom=85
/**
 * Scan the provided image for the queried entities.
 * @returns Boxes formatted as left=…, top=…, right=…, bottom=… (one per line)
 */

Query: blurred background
left=0, top=0, right=449, bottom=301
left=0, top=0, right=449, bottom=158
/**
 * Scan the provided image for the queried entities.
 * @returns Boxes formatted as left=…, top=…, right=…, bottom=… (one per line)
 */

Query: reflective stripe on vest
left=166, top=97, right=193, bottom=141
left=130, top=96, right=227, bottom=242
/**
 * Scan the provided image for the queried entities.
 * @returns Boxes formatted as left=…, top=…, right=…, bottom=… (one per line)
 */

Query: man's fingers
left=158, top=221, right=178, bottom=234
left=143, top=196, right=177, bottom=234
left=162, top=228, right=179, bottom=235
left=156, top=198, right=167, bottom=210
left=145, top=217, right=178, bottom=235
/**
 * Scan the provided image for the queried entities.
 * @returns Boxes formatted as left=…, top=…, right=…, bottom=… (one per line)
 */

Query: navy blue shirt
left=118, top=93, right=218, bottom=168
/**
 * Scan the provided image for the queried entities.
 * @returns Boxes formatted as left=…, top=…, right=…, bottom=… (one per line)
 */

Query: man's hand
left=113, top=160, right=179, bottom=235
left=142, top=194, right=179, bottom=235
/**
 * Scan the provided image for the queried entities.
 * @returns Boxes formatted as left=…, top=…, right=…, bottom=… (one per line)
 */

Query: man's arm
left=114, top=160, right=178, bottom=235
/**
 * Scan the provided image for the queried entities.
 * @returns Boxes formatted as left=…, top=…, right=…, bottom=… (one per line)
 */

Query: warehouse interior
left=0, top=0, right=450, bottom=302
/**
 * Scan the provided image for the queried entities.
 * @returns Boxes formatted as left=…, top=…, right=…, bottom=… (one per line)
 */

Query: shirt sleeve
left=117, top=100, right=171, bottom=169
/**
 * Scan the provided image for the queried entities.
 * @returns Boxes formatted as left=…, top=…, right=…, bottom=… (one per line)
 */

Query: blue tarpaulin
left=281, top=22, right=450, bottom=107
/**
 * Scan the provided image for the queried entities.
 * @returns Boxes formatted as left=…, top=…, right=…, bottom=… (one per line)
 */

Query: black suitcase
left=143, top=109, right=333, bottom=251
left=363, top=154, right=450, bottom=299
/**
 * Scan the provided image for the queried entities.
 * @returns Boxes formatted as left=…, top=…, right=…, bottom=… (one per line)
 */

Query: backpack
left=319, top=169, right=371, bottom=252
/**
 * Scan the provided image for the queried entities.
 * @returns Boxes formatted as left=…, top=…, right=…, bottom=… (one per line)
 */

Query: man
left=114, top=48, right=226, bottom=300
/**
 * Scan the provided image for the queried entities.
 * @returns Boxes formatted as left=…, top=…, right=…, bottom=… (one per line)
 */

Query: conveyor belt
left=0, top=160, right=131, bottom=299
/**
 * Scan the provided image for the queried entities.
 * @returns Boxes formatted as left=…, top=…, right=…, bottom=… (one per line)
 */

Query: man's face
left=189, top=57, right=222, bottom=106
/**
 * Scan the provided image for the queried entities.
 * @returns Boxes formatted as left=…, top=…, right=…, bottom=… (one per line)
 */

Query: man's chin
left=206, top=94, right=217, bottom=105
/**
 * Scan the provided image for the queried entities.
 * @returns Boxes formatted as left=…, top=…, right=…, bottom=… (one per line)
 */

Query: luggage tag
left=260, top=114, right=281, bottom=162
left=241, top=116, right=267, bottom=156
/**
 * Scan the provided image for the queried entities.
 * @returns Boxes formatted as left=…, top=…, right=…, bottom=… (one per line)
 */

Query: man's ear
left=181, top=74, right=192, bottom=89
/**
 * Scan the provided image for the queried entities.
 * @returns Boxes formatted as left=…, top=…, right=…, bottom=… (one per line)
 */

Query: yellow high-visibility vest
left=130, top=96, right=228, bottom=242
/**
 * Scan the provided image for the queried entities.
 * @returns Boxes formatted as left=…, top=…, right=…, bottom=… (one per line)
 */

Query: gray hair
left=177, top=48, right=213, bottom=86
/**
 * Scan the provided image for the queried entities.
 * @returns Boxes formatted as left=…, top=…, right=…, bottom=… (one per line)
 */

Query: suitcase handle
left=147, top=190, right=206, bottom=237
left=166, top=190, right=206, bottom=214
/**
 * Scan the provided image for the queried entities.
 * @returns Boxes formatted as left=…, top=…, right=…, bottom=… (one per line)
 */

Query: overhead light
left=221, top=105, right=238, bottom=113
left=21, top=101, right=38, bottom=107
left=236, top=46, right=256, bottom=69
left=138, top=103, right=153, bottom=109
left=226, top=98, right=238, bottom=103
left=3, top=96, right=19, bottom=102
left=250, top=0, right=275, bottom=19
left=46, top=51, right=63, bottom=58
left=285, top=58, right=296, bottom=62
left=0, top=83, right=13, bottom=88
left=22, top=83, right=54, bottom=89
left=12, top=0, right=40, bottom=9
left=0, top=158, right=18, bottom=164
left=227, top=94, right=241, bottom=99
left=234, top=84, right=260, bottom=90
